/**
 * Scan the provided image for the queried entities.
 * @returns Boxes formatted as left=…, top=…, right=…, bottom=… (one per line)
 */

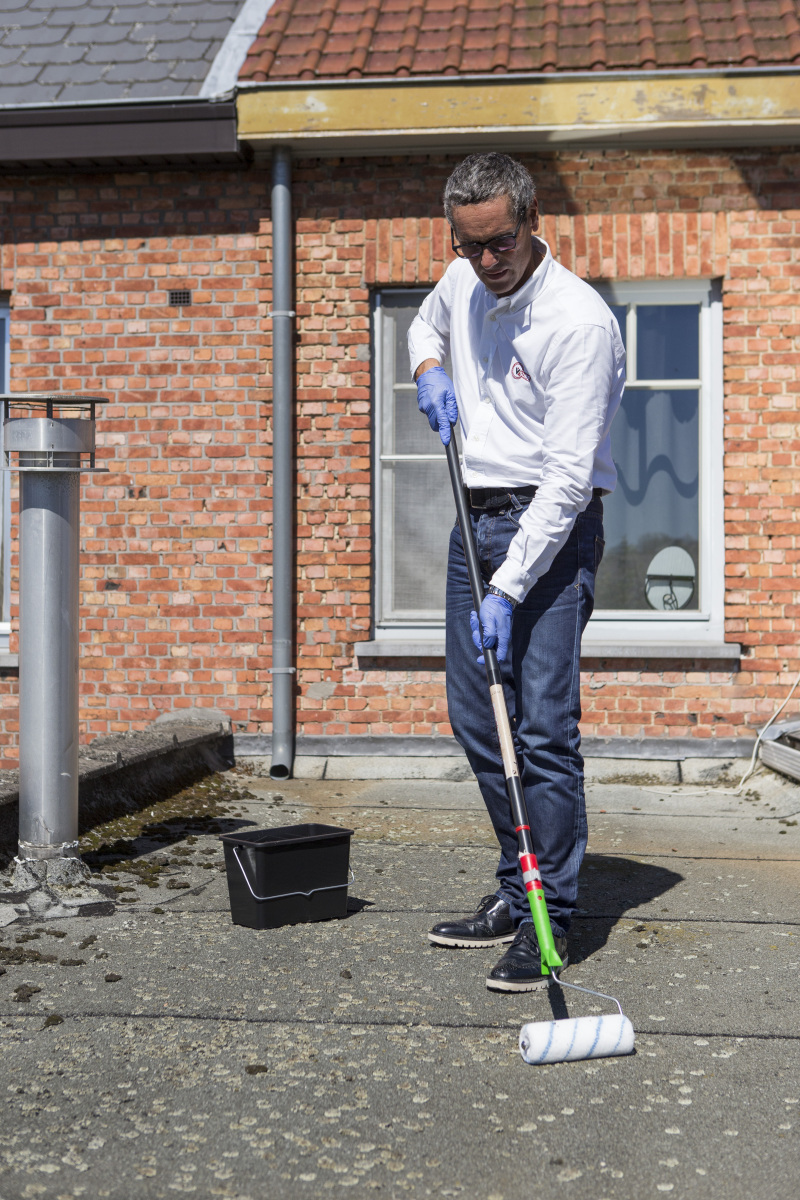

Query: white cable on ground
left=641, top=786, right=740, bottom=795
left=736, top=668, right=800, bottom=792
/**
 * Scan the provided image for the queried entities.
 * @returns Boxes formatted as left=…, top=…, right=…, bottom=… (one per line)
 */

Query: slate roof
left=0, top=0, right=248, bottom=105
left=240, top=0, right=800, bottom=81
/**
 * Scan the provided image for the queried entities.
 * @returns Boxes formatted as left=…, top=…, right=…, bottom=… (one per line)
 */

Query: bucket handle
left=232, top=845, right=354, bottom=903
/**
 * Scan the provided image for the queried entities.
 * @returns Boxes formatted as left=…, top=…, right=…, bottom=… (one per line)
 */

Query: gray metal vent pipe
left=269, top=146, right=295, bottom=779
left=1, top=394, right=106, bottom=861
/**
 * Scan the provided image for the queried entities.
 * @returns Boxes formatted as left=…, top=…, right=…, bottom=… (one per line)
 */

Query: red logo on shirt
left=511, top=361, right=531, bottom=382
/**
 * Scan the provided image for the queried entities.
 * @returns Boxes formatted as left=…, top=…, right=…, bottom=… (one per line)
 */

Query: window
left=0, top=300, right=9, bottom=652
left=373, top=290, right=452, bottom=642
left=588, top=279, right=724, bottom=650
left=371, top=280, right=725, bottom=656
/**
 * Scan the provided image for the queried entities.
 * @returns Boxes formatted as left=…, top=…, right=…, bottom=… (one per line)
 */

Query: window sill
left=357, top=640, right=446, bottom=658
left=581, top=640, right=740, bottom=660
left=357, top=639, right=740, bottom=661
left=0, top=653, right=18, bottom=670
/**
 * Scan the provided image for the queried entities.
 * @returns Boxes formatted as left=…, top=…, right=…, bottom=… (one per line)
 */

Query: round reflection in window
left=644, top=546, right=696, bottom=611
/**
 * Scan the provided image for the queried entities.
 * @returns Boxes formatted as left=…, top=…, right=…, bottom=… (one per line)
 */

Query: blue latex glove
left=470, top=593, right=514, bottom=665
left=416, top=366, right=458, bottom=446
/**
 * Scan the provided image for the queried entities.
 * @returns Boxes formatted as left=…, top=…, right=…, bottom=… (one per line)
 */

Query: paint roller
left=444, top=428, right=634, bottom=1065
left=519, top=977, right=634, bottom=1064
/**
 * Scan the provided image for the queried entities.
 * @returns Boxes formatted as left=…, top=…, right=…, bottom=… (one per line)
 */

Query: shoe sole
left=428, top=932, right=516, bottom=948
left=485, top=975, right=550, bottom=992
left=485, top=958, right=569, bottom=992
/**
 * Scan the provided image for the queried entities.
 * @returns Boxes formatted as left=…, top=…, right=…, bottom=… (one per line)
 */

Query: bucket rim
left=219, top=822, right=354, bottom=849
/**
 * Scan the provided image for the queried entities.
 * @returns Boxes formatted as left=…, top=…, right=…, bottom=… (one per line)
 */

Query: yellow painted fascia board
left=237, top=72, right=800, bottom=145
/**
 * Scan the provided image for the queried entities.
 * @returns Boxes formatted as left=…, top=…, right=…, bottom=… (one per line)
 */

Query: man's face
left=450, top=195, right=540, bottom=297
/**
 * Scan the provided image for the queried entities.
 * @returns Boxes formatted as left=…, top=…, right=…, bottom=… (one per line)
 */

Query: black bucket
left=220, top=823, right=354, bottom=930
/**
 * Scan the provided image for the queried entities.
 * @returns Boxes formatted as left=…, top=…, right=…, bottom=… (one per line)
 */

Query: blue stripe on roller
left=587, top=1017, right=603, bottom=1058
left=564, top=1019, right=578, bottom=1061
left=611, top=1017, right=625, bottom=1053
left=535, top=1021, right=556, bottom=1064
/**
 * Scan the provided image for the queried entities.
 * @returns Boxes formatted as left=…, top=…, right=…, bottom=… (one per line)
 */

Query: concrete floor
left=0, top=765, right=798, bottom=1199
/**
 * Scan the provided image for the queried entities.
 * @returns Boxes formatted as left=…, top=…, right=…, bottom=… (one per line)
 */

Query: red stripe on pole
left=515, top=824, right=530, bottom=833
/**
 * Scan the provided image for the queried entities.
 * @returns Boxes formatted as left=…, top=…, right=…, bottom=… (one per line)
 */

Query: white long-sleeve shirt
left=407, top=237, right=625, bottom=602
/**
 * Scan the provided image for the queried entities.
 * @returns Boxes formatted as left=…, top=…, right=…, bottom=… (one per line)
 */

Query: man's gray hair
left=443, top=153, right=536, bottom=226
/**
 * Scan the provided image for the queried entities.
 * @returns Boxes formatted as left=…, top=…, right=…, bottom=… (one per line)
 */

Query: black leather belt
left=467, top=485, right=603, bottom=510
left=468, top=485, right=538, bottom=510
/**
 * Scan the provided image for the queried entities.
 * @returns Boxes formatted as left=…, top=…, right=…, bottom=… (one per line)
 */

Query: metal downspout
left=269, top=146, right=295, bottom=779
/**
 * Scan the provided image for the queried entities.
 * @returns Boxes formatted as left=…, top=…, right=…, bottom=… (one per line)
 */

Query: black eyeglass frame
left=450, top=213, right=526, bottom=260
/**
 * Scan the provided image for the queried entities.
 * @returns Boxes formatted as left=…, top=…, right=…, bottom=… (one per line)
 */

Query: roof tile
left=4, top=25, right=64, bottom=47
left=1, top=61, right=43, bottom=84
left=61, top=7, right=115, bottom=26
left=240, top=0, right=800, bottom=80
left=17, top=41, right=87, bottom=65
left=104, top=58, right=172, bottom=83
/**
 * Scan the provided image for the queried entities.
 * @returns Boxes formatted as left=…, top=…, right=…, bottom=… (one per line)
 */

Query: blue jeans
left=445, top=493, right=604, bottom=936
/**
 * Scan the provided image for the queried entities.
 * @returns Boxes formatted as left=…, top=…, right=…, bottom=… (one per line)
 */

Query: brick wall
left=0, top=147, right=798, bottom=762
left=0, top=171, right=270, bottom=763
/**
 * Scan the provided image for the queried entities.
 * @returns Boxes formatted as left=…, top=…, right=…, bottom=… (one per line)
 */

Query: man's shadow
left=546, top=852, right=683, bottom=1019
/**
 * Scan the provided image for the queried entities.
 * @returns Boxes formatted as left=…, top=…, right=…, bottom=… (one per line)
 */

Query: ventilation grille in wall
left=168, top=290, right=192, bottom=307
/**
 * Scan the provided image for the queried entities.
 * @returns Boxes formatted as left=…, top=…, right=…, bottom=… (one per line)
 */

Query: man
left=408, top=153, right=624, bottom=991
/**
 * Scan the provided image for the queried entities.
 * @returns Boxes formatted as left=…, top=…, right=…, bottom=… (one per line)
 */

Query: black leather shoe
left=486, top=926, right=568, bottom=991
left=429, top=894, right=516, bottom=948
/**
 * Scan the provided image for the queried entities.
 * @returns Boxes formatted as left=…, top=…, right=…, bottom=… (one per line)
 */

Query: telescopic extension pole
left=444, top=428, right=562, bottom=974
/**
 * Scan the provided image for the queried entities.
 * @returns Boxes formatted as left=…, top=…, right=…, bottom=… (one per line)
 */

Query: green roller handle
left=445, top=427, right=562, bottom=975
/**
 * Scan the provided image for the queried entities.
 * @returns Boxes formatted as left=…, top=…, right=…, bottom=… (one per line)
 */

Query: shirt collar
left=486, top=236, right=552, bottom=314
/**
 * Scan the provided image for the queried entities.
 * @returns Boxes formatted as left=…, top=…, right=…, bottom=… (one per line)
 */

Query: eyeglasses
left=451, top=213, right=525, bottom=260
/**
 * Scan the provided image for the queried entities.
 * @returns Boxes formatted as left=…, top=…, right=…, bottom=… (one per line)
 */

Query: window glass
left=609, top=304, right=627, bottom=352
left=377, top=292, right=451, bottom=624
left=637, top=304, right=699, bottom=379
left=595, top=300, right=702, bottom=612
left=596, top=387, right=699, bottom=610
left=381, top=462, right=453, bottom=614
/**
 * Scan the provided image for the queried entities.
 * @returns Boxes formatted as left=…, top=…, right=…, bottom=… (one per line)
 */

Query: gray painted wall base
left=234, top=733, right=755, bottom=762
left=239, top=753, right=750, bottom=785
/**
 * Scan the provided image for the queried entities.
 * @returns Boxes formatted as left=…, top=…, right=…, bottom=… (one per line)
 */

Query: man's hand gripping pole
left=444, top=425, right=562, bottom=974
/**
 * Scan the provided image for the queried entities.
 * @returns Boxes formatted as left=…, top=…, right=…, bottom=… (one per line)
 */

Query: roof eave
left=0, top=97, right=242, bottom=171
left=244, top=121, right=800, bottom=158
left=236, top=68, right=800, bottom=156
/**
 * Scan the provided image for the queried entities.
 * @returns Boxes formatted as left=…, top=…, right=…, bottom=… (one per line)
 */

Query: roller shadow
left=545, top=981, right=570, bottom=1021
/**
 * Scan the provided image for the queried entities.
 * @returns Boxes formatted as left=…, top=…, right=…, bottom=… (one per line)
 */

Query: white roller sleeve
left=519, top=1014, right=635, bottom=1064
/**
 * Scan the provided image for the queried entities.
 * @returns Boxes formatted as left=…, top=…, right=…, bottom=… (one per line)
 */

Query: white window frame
left=586, top=278, right=725, bottom=651
left=0, top=299, right=10, bottom=651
